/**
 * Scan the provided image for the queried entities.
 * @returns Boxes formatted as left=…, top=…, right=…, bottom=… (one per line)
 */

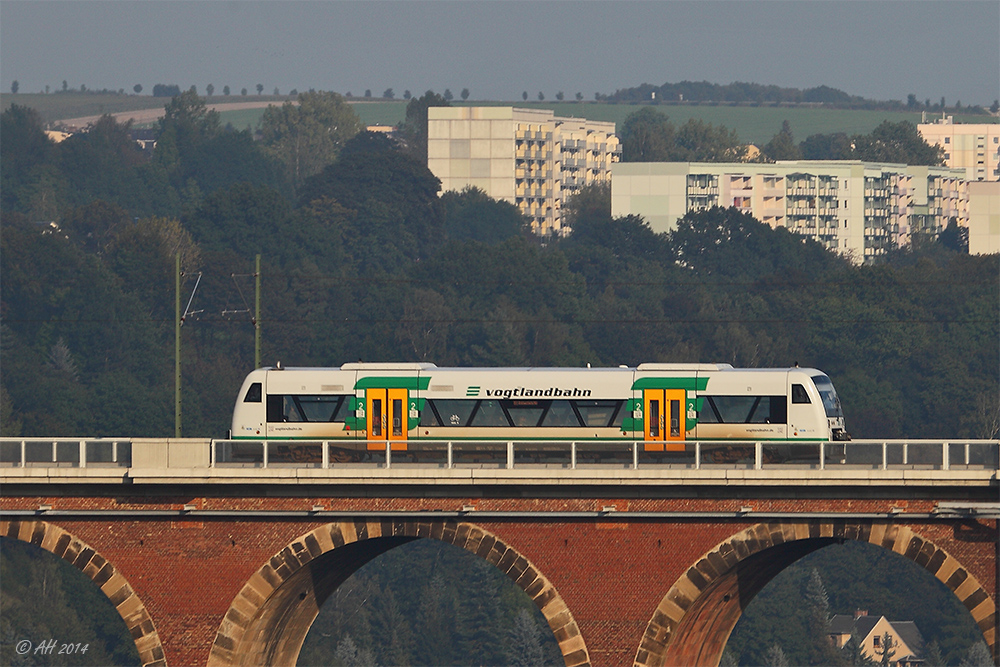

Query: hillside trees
left=762, top=120, right=802, bottom=161
left=0, top=539, right=141, bottom=666
left=619, top=108, right=747, bottom=162
left=0, top=91, right=996, bottom=442
left=297, top=132, right=445, bottom=272
left=0, top=214, right=173, bottom=436
left=0, top=104, right=59, bottom=215
left=851, top=120, right=945, bottom=165
left=396, top=90, right=450, bottom=162
left=798, top=121, right=944, bottom=165
left=440, top=186, right=528, bottom=243
left=259, top=91, right=363, bottom=195
left=801, top=132, right=854, bottom=160
left=155, top=90, right=283, bottom=204
left=619, top=107, right=676, bottom=161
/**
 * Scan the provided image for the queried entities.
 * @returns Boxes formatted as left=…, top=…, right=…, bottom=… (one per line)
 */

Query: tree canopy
left=619, top=108, right=747, bottom=162
left=259, top=90, right=363, bottom=194
left=0, top=91, right=996, bottom=442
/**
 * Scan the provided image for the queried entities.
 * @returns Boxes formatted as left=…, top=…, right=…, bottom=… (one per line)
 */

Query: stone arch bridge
left=1, top=437, right=997, bottom=666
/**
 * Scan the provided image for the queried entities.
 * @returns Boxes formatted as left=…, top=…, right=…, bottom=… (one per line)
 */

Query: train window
left=282, top=396, right=307, bottom=422
left=610, top=401, right=626, bottom=428
left=297, top=395, right=348, bottom=422
left=747, top=397, right=787, bottom=424
left=768, top=396, right=788, bottom=424
left=266, top=395, right=283, bottom=422
left=264, top=395, right=304, bottom=422
left=265, top=395, right=349, bottom=422
left=791, top=384, right=811, bottom=404
left=371, top=398, right=383, bottom=437
left=419, top=402, right=438, bottom=426
left=710, top=396, right=758, bottom=423
left=698, top=399, right=722, bottom=423
left=391, top=399, right=403, bottom=436
left=811, top=375, right=844, bottom=418
left=572, top=401, right=615, bottom=427
left=506, top=401, right=546, bottom=427
left=470, top=400, right=509, bottom=427
left=703, top=396, right=787, bottom=424
left=244, top=383, right=262, bottom=403
left=649, top=400, right=660, bottom=438
left=541, top=401, right=580, bottom=427
left=429, top=400, right=475, bottom=426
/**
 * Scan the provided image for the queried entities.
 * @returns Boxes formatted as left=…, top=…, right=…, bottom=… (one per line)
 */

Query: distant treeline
left=600, top=81, right=993, bottom=114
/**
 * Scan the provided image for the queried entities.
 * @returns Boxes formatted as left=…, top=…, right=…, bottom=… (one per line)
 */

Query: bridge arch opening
left=0, top=519, right=166, bottom=667
left=299, top=538, right=564, bottom=665
left=208, top=520, right=589, bottom=667
left=635, top=521, right=998, bottom=667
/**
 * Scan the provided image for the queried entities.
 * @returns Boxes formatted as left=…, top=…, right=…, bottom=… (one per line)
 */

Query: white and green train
left=231, top=363, right=849, bottom=449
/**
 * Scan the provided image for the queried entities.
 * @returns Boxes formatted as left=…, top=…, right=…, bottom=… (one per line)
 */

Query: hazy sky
left=2, top=1, right=998, bottom=106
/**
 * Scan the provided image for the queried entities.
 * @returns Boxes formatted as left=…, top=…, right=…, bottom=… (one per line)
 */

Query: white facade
left=612, top=161, right=968, bottom=262
left=968, top=180, right=1000, bottom=254
left=428, top=107, right=620, bottom=237
left=918, top=116, right=1000, bottom=182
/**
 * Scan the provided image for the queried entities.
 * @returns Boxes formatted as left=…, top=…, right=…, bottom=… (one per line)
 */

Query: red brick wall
left=2, top=493, right=996, bottom=667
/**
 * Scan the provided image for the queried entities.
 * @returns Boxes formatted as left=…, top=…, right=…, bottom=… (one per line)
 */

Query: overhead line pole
left=174, top=253, right=181, bottom=438
left=255, top=254, right=261, bottom=369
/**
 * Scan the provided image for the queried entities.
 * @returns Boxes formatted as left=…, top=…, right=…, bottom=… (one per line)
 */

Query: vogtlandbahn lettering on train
left=484, top=387, right=592, bottom=399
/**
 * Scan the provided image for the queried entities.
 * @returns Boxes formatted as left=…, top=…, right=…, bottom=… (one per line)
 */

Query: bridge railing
left=209, top=439, right=1000, bottom=471
left=0, top=438, right=131, bottom=468
left=1, top=438, right=997, bottom=472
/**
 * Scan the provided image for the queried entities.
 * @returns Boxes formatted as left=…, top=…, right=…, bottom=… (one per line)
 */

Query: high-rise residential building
left=918, top=116, right=1000, bottom=182
left=427, top=107, right=620, bottom=237
left=611, top=161, right=968, bottom=262
left=968, top=181, right=1000, bottom=254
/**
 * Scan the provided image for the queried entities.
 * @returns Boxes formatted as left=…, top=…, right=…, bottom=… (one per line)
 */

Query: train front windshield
left=811, top=374, right=843, bottom=418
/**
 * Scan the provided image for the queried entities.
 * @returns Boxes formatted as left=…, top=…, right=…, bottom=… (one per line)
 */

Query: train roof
left=255, top=363, right=820, bottom=374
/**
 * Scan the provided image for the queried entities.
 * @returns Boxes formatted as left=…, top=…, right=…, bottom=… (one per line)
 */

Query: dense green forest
left=0, top=539, right=141, bottom=666
left=0, top=91, right=997, bottom=666
left=1, top=92, right=997, bottom=439
left=617, top=107, right=948, bottom=164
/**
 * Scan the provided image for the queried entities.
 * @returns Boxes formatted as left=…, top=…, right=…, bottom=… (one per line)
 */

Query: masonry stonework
left=1, top=493, right=996, bottom=667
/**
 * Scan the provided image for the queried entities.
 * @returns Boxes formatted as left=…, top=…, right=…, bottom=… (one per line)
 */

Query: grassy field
left=2, top=92, right=167, bottom=122
left=0, top=92, right=293, bottom=124
left=3, top=92, right=995, bottom=145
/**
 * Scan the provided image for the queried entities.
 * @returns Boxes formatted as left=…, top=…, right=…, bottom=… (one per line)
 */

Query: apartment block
left=611, top=161, right=968, bottom=262
left=918, top=116, right=1000, bottom=182
left=968, top=181, right=1000, bottom=254
left=427, top=107, right=620, bottom=237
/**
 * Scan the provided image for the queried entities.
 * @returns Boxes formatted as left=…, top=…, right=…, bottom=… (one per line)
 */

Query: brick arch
left=0, top=519, right=166, bottom=667
left=635, top=521, right=998, bottom=667
left=208, top=520, right=589, bottom=667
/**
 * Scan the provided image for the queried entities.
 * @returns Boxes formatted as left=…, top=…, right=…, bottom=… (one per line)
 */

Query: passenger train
left=231, top=362, right=849, bottom=451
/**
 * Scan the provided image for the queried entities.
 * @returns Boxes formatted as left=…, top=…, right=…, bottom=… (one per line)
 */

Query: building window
left=944, top=137, right=950, bottom=144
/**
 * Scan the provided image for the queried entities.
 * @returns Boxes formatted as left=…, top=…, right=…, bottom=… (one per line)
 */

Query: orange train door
left=643, top=389, right=686, bottom=451
left=366, top=388, right=408, bottom=451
